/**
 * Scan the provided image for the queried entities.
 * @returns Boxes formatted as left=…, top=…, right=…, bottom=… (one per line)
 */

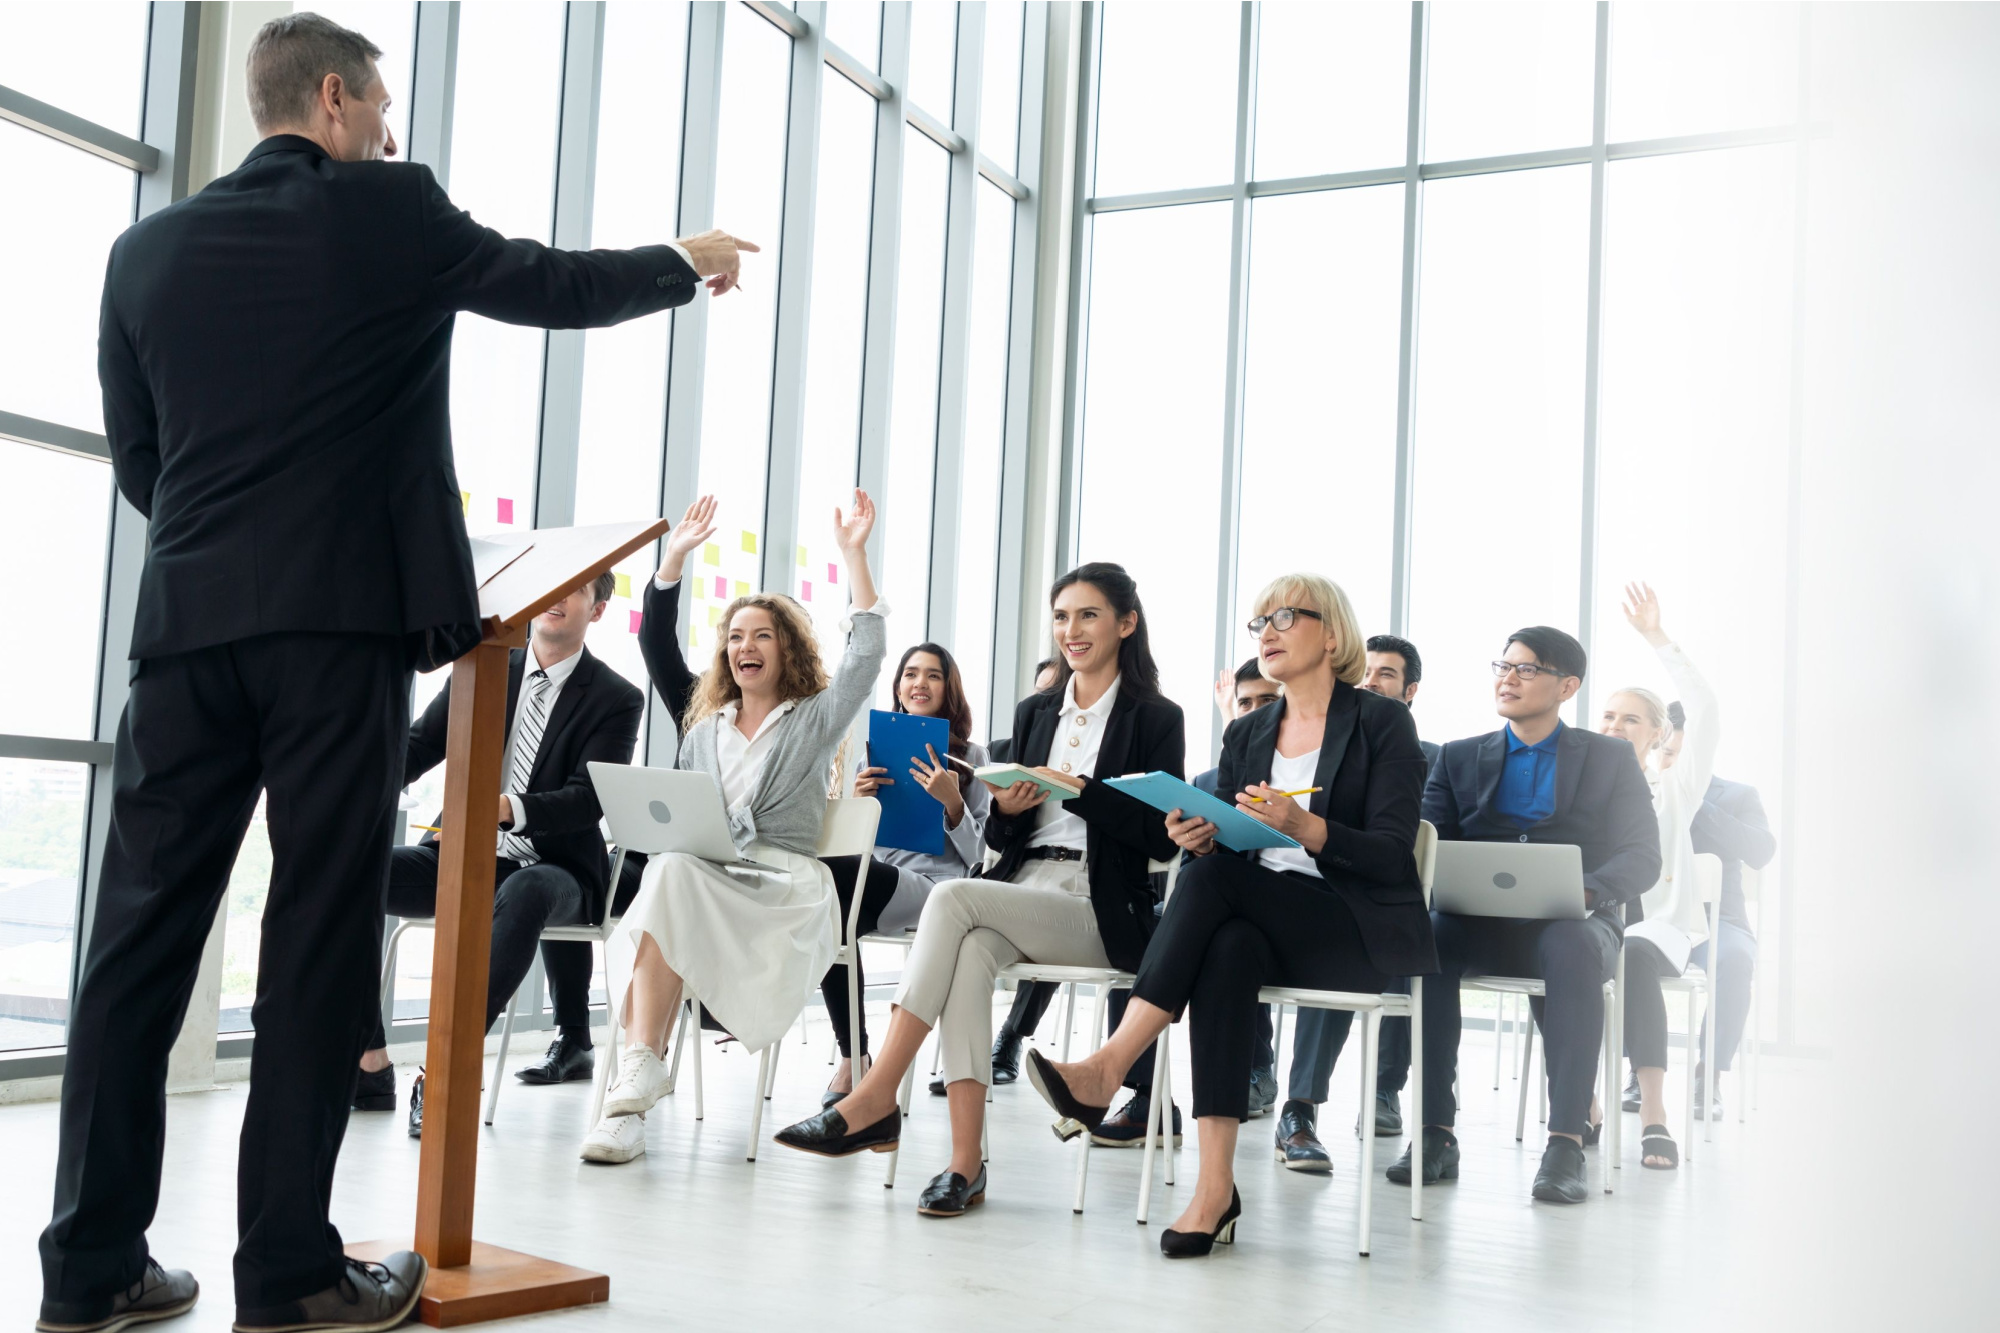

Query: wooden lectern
left=349, top=519, right=669, bottom=1326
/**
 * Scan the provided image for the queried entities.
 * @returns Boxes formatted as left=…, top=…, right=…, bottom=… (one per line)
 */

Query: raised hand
left=833, top=489, right=876, bottom=554
left=1621, top=581, right=1668, bottom=645
left=1213, top=666, right=1237, bottom=727
left=675, top=228, right=762, bottom=296
left=658, top=494, right=718, bottom=583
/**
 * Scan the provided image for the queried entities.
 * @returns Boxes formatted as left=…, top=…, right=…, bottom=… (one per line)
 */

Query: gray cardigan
left=877, top=739, right=991, bottom=883
left=676, top=606, right=888, bottom=857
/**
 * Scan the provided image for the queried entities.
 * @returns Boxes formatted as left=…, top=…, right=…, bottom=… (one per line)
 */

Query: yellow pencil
left=1246, top=787, right=1321, bottom=803
left=412, top=823, right=443, bottom=833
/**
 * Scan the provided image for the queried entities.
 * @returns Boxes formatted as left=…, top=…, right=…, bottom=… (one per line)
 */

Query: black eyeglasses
left=1248, top=607, right=1323, bottom=635
left=1491, top=660, right=1569, bottom=681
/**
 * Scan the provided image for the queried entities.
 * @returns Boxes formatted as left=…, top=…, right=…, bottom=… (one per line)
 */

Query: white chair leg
left=587, top=982, right=622, bottom=1130
left=1683, top=990, right=1698, bottom=1161
left=1058, top=983, right=1078, bottom=1062
left=1509, top=992, right=1522, bottom=1079
left=1138, top=1029, right=1168, bottom=1224
left=747, top=1046, right=771, bottom=1160
left=765, top=1033, right=784, bottom=1099
left=1409, top=980, right=1424, bottom=1221
left=1162, top=1033, right=1177, bottom=1187
left=1492, top=992, right=1505, bottom=1090
left=484, top=984, right=521, bottom=1127
left=691, top=1002, right=705, bottom=1121
left=885, top=1056, right=920, bottom=1189
left=664, top=1002, right=687, bottom=1095
left=1273, top=1003, right=1289, bottom=1093
left=1358, top=1009, right=1380, bottom=1256
left=1515, top=1012, right=1536, bottom=1142
left=1072, top=985, right=1107, bottom=1214
left=1601, top=980, right=1617, bottom=1192
left=1742, top=970, right=1757, bottom=1123
left=1537, top=1043, right=1548, bottom=1125
left=1705, top=969, right=1720, bottom=1143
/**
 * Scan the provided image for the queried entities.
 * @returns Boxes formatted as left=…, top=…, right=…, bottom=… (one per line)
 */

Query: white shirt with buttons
left=1027, top=672, right=1123, bottom=852
left=498, top=640, right=587, bottom=839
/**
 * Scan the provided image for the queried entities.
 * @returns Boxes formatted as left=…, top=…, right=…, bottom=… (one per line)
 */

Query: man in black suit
left=1390, top=627, right=1659, bottom=1204
left=41, top=14, right=756, bottom=1330
left=359, top=574, right=642, bottom=1133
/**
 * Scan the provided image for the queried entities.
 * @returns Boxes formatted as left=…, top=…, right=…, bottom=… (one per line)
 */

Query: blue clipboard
left=1103, top=771, right=1303, bottom=854
left=866, top=709, right=952, bottom=856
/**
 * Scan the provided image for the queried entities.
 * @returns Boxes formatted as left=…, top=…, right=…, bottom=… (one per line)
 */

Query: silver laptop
left=587, top=763, right=784, bottom=872
left=1430, top=841, right=1588, bottom=920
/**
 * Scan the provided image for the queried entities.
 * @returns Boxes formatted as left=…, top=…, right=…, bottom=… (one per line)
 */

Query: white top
left=499, top=641, right=586, bottom=836
left=1028, top=673, right=1124, bottom=852
left=1631, top=640, right=1722, bottom=959
left=714, top=698, right=799, bottom=814
left=1256, top=746, right=1322, bottom=879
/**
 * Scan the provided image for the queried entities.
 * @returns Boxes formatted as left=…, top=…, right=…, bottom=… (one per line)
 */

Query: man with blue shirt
left=1389, top=626, right=1660, bottom=1204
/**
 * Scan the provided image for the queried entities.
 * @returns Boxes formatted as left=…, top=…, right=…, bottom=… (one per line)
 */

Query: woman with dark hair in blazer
left=774, top=562, right=1185, bottom=1218
left=1025, top=572, right=1436, bottom=1257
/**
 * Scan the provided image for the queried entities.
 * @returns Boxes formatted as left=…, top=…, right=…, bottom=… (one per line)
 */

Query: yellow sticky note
left=797, top=544, right=808, bottom=568
left=688, top=623, right=700, bottom=650
left=459, top=490, right=470, bottom=515
left=740, top=530, right=758, bottom=555
left=707, top=605, right=722, bottom=627
left=690, top=577, right=702, bottom=599
left=734, top=581, right=750, bottom=598
left=703, top=543, right=720, bottom=566
left=613, top=573, right=631, bottom=600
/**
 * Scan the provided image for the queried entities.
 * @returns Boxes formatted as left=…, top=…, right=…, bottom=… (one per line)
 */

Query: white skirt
left=607, top=845, right=838, bottom=1054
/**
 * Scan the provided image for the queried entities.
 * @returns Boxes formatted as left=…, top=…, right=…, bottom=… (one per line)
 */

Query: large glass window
left=824, top=1, right=883, bottom=68
left=1235, top=186, right=1405, bottom=644
left=1092, top=3, right=1240, bottom=196
left=1253, top=3, right=1410, bottom=179
left=980, top=0, right=1026, bottom=175
left=443, top=0, right=567, bottom=539
left=0, top=5, right=150, bottom=136
left=1608, top=2, right=1802, bottom=143
left=1423, top=2, right=1597, bottom=163
left=0, top=445, right=111, bottom=740
left=907, top=2, right=958, bottom=120
left=1408, top=165, right=1591, bottom=746
left=954, top=184, right=1016, bottom=733
left=0, top=758, right=89, bottom=1052
left=691, top=3, right=791, bottom=660
left=1076, top=201, right=1234, bottom=742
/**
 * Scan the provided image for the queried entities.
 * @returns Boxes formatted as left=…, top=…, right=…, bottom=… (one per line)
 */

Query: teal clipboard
left=1103, top=771, right=1304, bottom=854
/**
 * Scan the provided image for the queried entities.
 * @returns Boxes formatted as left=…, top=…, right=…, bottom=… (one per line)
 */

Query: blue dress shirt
left=1495, top=721, right=1563, bottom=829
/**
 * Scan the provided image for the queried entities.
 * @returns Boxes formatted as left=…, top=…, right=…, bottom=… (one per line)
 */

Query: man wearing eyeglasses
left=1388, top=626, right=1659, bottom=1204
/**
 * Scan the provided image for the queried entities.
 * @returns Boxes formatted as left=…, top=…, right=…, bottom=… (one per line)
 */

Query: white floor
left=0, top=999, right=1805, bottom=1333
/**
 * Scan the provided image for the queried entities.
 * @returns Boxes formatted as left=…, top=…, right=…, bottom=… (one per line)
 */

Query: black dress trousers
left=40, top=632, right=411, bottom=1309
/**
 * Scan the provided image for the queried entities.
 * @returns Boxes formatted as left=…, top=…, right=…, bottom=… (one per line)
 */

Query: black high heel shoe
left=1023, top=1049, right=1110, bottom=1140
left=1160, top=1187, right=1242, bottom=1258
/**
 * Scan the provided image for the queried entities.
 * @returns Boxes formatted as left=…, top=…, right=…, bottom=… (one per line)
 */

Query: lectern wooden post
left=350, top=519, right=670, bottom=1327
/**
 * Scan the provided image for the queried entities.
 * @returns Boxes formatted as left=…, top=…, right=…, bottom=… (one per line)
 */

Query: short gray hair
left=246, top=12, right=383, bottom=132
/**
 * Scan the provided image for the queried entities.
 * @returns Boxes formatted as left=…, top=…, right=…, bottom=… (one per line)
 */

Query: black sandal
left=1640, top=1123, right=1680, bottom=1170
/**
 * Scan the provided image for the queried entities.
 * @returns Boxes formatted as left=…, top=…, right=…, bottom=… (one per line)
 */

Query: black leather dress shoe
left=406, top=1070, right=424, bottom=1140
left=1386, top=1126, right=1460, bottom=1185
left=352, top=1064, right=395, bottom=1113
left=1091, top=1093, right=1180, bottom=1147
left=37, top=1259, right=198, bottom=1333
left=515, top=1036, right=594, bottom=1085
left=927, top=1075, right=947, bottom=1097
left=916, top=1165, right=987, bottom=1217
left=232, top=1253, right=425, bottom=1333
left=772, top=1104, right=902, bottom=1157
left=990, top=1030, right=1025, bottom=1084
left=1274, top=1099, right=1331, bottom=1172
left=1374, top=1089, right=1403, bottom=1136
left=1531, top=1135, right=1590, bottom=1203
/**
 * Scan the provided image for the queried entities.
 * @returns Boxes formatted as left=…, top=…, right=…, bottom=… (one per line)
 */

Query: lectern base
left=344, top=1241, right=608, bottom=1327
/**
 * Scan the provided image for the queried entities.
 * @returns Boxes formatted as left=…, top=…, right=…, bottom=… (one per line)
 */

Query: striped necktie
left=497, top=669, right=551, bottom=865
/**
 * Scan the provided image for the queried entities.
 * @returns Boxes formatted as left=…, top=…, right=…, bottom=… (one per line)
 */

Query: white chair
left=1236, top=819, right=1437, bottom=1257
left=586, top=796, right=882, bottom=1161
left=1656, top=853, right=1724, bottom=1155
left=1739, top=865, right=1764, bottom=1121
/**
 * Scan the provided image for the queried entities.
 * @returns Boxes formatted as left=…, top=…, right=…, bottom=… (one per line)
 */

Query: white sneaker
left=580, top=1113, right=647, bottom=1164
left=603, top=1045, right=673, bottom=1118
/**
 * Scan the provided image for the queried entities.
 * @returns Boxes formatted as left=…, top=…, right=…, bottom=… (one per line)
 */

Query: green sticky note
left=703, top=542, right=720, bottom=566
left=740, top=530, right=758, bottom=555
left=734, top=581, right=749, bottom=598
left=689, top=623, right=700, bottom=649
left=797, top=544, right=808, bottom=568
left=613, top=572, right=632, bottom=600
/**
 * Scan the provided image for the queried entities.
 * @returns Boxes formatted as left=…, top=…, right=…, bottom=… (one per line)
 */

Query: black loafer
left=773, top=1104, right=902, bottom=1157
left=1022, top=1049, right=1110, bottom=1139
left=37, top=1259, right=198, bottom=1333
left=1531, top=1135, right=1590, bottom=1203
left=991, top=1032, right=1025, bottom=1084
left=232, top=1252, right=425, bottom=1333
left=1274, top=1100, right=1331, bottom=1172
left=1386, top=1126, right=1460, bottom=1185
left=927, top=1076, right=947, bottom=1097
left=916, top=1165, right=987, bottom=1217
left=351, top=1064, right=395, bottom=1113
left=406, top=1070, right=424, bottom=1140
left=1374, top=1089, right=1403, bottom=1136
left=515, top=1036, right=593, bottom=1085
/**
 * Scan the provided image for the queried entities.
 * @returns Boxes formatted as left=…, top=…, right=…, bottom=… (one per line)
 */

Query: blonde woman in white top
left=1596, top=583, right=1720, bottom=1170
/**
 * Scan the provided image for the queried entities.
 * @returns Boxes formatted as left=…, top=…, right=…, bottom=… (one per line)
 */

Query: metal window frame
left=0, top=82, right=161, bottom=172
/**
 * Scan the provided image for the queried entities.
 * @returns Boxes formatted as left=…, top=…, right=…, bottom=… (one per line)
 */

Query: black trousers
left=818, top=855, right=902, bottom=1059
left=1376, top=984, right=1412, bottom=1093
left=41, top=633, right=410, bottom=1309
left=368, top=846, right=585, bottom=1049
left=1621, top=935, right=1677, bottom=1071
left=1692, top=922, right=1757, bottom=1072
left=539, top=850, right=645, bottom=1042
left=1003, top=978, right=1060, bottom=1038
left=1131, top=855, right=1386, bottom=1121
left=1421, top=912, right=1620, bottom=1137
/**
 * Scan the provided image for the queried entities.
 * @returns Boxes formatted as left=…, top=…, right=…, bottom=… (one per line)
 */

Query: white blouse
left=1256, top=746, right=1322, bottom=880
left=1028, top=673, right=1123, bottom=852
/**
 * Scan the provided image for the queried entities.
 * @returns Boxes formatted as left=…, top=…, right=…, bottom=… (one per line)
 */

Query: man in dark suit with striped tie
left=356, top=572, right=642, bottom=1135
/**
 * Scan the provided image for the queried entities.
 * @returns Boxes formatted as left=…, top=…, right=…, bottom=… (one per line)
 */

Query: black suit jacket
left=1691, top=775, right=1775, bottom=934
left=1213, top=682, right=1437, bottom=976
left=100, top=135, right=698, bottom=668
left=1422, top=724, right=1661, bottom=927
left=408, top=646, right=642, bottom=922
left=983, top=686, right=1186, bottom=971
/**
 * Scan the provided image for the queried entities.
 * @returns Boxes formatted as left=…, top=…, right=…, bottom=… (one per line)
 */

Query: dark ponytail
left=1046, top=561, right=1162, bottom=700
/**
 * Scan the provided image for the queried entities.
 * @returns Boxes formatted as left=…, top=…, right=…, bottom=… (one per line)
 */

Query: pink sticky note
left=714, top=575, right=727, bottom=599
left=801, top=581, right=813, bottom=603
left=827, top=562, right=838, bottom=584
left=497, top=497, right=515, bottom=524
left=628, top=610, right=643, bottom=634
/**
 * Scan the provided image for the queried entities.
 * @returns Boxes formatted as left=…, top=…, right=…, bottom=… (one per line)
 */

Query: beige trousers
left=892, top=859, right=1111, bottom=1086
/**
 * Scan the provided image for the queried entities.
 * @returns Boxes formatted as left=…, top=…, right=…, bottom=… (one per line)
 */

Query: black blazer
left=636, top=578, right=700, bottom=736
left=1212, top=682, right=1436, bottom=976
left=100, top=134, right=698, bottom=668
left=1691, top=775, right=1775, bottom=934
left=409, top=646, right=643, bottom=923
left=1422, top=725, right=1662, bottom=926
left=983, top=685, right=1186, bottom=971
